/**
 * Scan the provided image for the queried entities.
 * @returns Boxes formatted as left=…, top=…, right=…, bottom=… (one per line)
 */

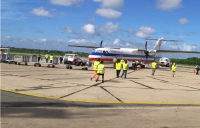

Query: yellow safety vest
left=45, top=54, right=49, bottom=59
left=172, top=65, right=177, bottom=71
left=50, top=56, right=53, bottom=60
left=97, top=64, right=104, bottom=74
left=120, top=59, right=124, bottom=64
left=93, top=61, right=100, bottom=70
left=116, top=62, right=122, bottom=70
left=152, top=62, right=157, bottom=69
left=123, top=63, right=128, bottom=70
left=136, top=61, right=139, bottom=65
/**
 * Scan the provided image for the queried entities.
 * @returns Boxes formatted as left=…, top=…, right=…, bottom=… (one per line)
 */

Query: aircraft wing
left=146, top=39, right=178, bottom=42
left=137, top=49, right=147, bottom=52
left=156, top=50, right=200, bottom=54
left=68, top=45, right=99, bottom=49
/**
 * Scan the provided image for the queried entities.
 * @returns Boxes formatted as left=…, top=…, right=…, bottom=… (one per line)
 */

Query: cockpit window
left=95, top=50, right=103, bottom=53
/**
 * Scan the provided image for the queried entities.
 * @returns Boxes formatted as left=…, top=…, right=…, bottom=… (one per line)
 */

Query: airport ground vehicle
left=159, top=57, right=171, bottom=67
left=63, top=54, right=91, bottom=69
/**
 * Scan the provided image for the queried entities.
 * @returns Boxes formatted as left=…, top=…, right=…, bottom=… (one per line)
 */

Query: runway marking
left=148, top=76, right=200, bottom=90
left=1, top=88, right=200, bottom=106
left=100, top=86, right=123, bottom=103
left=130, top=80, right=155, bottom=89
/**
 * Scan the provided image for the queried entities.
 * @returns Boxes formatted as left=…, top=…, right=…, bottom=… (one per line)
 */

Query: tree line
left=171, top=57, right=200, bottom=65
left=9, top=47, right=90, bottom=58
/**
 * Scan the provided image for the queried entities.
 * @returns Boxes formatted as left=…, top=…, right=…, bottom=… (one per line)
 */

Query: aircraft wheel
left=70, top=66, right=72, bottom=69
left=39, top=64, right=41, bottom=67
left=15, top=62, right=17, bottom=65
left=52, top=65, right=55, bottom=68
left=25, top=63, right=27, bottom=66
left=34, top=64, right=37, bottom=67
left=85, top=68, right=88, bottom=70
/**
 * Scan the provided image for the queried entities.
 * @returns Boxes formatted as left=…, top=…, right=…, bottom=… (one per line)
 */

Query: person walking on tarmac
left=60, top=55, right=63, bottom=64
left=96, top=61, right=105, bottom=83
left=50, top=54, right=53, bottom=63
left=91, top=58, right=100, bottom=81
left=172, top=63, right=177, bottom=77
left=113, top=57, right=117, bottom=68
left=38, top=53, right=42, bottom=62
left=195, top=64, right=199, bottom=75
left=45, top=53, right=49, bottom=63
left=121, top=60, right=129, bottom=78
left=151, top=61, right=157, bottom=76
left=116, top=59, right=122, bottom=78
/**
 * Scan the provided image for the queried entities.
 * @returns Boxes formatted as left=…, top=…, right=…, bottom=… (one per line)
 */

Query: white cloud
left=95, top=8, right=122, bottom=19
left=82, top=24, right=96, bottom=34
left=93, top=0, right=124, bottom=9
left=60, top=26, right=75, bottom=34
left=182, top=43, right=197, bottom=51
left=156, top=0, right=183, bottom=11
left=34, top=38, right=47, bottom=42
left=135, top=26, right=156, bottom=38
left=30, top=7, right=53, bottom=17
left=178, top=18, right=188, bottom=25
left=99, top=22, right=120, bottom=34
left=113, top=39, right=120, bottom=45
left=68, top=39, right=95, bottom=44
left=50, top=0, right=83, bottom=6
left=168, top=43, right=198, bottom=51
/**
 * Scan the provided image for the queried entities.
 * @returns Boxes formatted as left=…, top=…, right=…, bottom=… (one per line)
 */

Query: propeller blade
left=145, top=41, right=147, bottom=50
left=100, top=40, right=103, bottom=47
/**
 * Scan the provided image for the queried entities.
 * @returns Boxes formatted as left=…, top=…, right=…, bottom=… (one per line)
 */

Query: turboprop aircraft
left=68, top=37, right=200, bottom=64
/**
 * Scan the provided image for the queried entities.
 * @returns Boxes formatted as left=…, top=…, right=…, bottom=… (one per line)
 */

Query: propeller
left=100, top=40, right=103, bottom=47
left=144, top=41, right=149, bottom=60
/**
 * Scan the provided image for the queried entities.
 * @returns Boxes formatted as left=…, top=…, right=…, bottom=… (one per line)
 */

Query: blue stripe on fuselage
left=90, top=52, right=156, bottom=59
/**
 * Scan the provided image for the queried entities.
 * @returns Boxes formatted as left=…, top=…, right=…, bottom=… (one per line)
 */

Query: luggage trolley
left=15, top=55, right=30, bottom=65
left=30, top=55, right=58, bottom=68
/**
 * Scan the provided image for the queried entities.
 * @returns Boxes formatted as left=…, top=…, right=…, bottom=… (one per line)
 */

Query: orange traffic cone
left=139, top=65, right=142, bottom=70
left=193, top=69, right=195, bottom=73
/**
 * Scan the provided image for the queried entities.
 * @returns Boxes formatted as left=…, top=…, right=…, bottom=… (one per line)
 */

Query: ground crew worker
left=38, top=53, right=42, bottom=62
left=96, top=61, right=105, bottom=83
left=50, top=54, right=53, bottom=63
left=121, top=60, right=129, bottom=78
left=116, top=59, right=122, bottom=78
left=135, top=59, right=139, bottom=70
left=195, top=64, right=199, bottom=75
left=45, top=53, right=49, bottom=63
left=132, top=61, right=136, bottom=70
left=172, top=63, right=177, bottom=77
left=113, top=57, right=117, bottom=68
left=91, top=58, right=100, bottom=81
left=151, top=61, right=157, bottom=76
left=60, top=55, right=63, bottom=64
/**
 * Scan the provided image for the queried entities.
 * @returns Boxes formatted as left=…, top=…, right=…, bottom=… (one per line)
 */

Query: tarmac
left=1, top=60, right=200, bottom=106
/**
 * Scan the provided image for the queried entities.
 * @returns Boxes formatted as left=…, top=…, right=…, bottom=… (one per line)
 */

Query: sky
left=1, top=0, right=200, bottom=58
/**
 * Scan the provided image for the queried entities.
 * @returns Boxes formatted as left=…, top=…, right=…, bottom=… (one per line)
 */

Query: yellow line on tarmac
left=1, top=88, right=200, bottom=106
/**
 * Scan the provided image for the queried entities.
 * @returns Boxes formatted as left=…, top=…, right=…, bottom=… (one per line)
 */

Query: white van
left=159, top=57, right=171, bottom=67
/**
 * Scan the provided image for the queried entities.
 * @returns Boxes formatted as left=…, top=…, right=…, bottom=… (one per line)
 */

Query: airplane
left=68, top=37, right=200, bottom=67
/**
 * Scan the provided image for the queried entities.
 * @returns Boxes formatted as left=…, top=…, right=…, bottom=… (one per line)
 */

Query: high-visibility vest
left=97, top=64, right=104, bottom=74
left=45, top=54, right=49, bottom=59
left=120, top=59, right=124, bottom=64
left=93, top=61, right=100, bottom=70
left=116, top=62, right=122, bottom=70
left=152, top=62, right=157, bottom=69
left=172, top=65, right=177, bottom=71
left=50, top=56, right=53, bottom=61
left=136, top=61, right=139, bottom=65
left=123, top=63, right=128, bottom=70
